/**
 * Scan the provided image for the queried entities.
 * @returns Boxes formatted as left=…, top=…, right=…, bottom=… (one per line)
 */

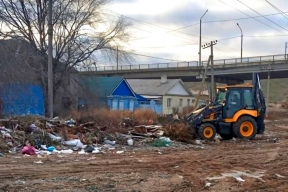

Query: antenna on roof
left=161, top=74, right=167, bottom=84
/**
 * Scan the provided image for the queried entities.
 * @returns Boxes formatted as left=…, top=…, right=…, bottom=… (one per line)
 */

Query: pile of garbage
left=0, top=116, right=196, bottom=156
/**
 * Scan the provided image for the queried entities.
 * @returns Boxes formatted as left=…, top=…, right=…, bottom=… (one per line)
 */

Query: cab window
left=243, top=88, right=254, bottom=109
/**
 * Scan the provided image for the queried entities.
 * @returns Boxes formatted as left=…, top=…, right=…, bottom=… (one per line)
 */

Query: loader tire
left=197, top=123, right=216, bottom=141
left=233, top=116, right=257, bottom=139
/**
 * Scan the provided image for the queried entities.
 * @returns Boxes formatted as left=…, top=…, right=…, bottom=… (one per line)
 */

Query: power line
left=245, top=34, right=288, bottom=38
left=105, top=9, right=202, bottom=43
left=106, top=47, right=188, bottom=62
left=237, top=0, right=288, bottom=33
left=134, top=36, right=239, bottom=49
left=203, top=11, right=288, bottom=23
left=218, top=0, right=287, bottom=34
left=265, top=0, right=288, bottom=20
left=129, top=52, right=185, bottom=62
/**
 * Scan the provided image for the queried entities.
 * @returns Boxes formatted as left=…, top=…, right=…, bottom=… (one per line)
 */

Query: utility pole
left=194, top=55, right=212, bottom=109
left=237, top=23, right=243, bottom=63
left=116, top=46, right=119, bottom=70
left=202, top=40, right=218, bottom=101
left=48, top=0, right=53, bottom=118
left=262, top=64, right=274, bottom=116
left=199, top=10, right=208, bottom=66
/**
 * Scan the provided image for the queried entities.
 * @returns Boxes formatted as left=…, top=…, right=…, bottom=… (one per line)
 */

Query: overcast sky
left=103, top=0, right=288, bottom=65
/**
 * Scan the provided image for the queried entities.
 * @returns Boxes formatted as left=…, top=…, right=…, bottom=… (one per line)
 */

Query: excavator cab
left=186, top=73, right=266, bottom=140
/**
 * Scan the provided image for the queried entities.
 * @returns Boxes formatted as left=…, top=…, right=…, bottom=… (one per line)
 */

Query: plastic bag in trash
left=104, top=140, right=116, bottom=145
left=47, top=146, right=55, bottom=152
left=48, top=133, right=62, bottom=141
left=84, top=145, right=94, bottom=153
left=149, top=137, right=172, bottom=147
left=22, top=146, right=36, bottom=155
left=63, top=139, right=84, bottom=148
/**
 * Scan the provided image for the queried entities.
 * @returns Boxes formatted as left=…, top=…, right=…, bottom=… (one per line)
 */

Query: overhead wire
left=106, top=47, right=188, bottom=62
left=104, top=4, right=287, bottom=62
left=203, top=11, right=288, bottom=23
left=135, top=36, right=240, bottom=49
left=218, top=0, right=287, bottom=34
left=264, top=0, right=288, bottom=20
left=237, top=0, right=288, bottom=32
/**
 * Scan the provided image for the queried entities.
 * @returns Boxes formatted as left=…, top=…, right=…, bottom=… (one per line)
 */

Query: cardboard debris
left=130, top=125, right=164, bottom=139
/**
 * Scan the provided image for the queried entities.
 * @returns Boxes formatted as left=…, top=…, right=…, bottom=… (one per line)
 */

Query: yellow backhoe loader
left=186, top=73, right=266, bottom=140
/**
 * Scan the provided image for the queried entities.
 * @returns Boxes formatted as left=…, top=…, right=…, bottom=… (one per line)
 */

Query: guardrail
left=76, top=54, right=287, bottom=72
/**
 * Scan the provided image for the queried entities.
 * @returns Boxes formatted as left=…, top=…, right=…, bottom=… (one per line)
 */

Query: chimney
left=160, top=74, right=167, bottom=84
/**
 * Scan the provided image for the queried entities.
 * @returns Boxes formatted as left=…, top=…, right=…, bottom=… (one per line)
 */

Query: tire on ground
left=233, top=116, right=257, bottom=139
left=197, top=123, right=216, bottom=141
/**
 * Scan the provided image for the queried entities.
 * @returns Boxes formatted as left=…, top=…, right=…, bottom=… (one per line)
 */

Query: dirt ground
left=1, top=111, right=288, bottom=192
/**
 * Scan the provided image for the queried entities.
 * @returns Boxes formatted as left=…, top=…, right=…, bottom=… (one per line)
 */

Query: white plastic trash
left=127, top=139, right=134, bottom=146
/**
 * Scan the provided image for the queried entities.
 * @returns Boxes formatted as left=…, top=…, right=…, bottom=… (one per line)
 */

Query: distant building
left=0, top=39, right=78, bottom=116
left=80, top=76, right=144, bottom=111
left=127, top=76, right=195, bottom=114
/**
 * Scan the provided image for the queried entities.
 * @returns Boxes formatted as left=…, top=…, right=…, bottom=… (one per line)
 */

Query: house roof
left=191, top=89, right=209, bottom=96
left=127, top=79, right=193, bottom=96
left=81, top=76, right=124, bottom=97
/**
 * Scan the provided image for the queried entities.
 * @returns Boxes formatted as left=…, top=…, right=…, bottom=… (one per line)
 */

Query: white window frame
left=129, top=100, right=134, bottom=111
left=119, top=100, right=124, bottom=110
left=167, top=98, right=172, bottom=107
left=187, top=99, right=190, bottom=106
left=112, top=100, right=117, bottom=110
left=179, top=98, right=183, bottom=107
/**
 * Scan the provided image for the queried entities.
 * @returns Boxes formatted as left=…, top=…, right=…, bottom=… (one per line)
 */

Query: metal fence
left=76, top=54, right=287, bottom=72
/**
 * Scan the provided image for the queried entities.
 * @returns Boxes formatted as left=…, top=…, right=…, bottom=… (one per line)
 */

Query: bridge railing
left=76, top=54, right=287, bottom=72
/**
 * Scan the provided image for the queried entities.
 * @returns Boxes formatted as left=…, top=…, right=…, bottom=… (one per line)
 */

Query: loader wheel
left=197, top=123, right=216, bottom=141
left=233, top=116, right=257, bottom=139
left=219, top=134, right=233, bottom=140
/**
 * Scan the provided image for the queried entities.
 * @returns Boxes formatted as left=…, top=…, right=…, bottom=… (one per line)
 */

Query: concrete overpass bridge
left=78, top=54, right=288, bottom=85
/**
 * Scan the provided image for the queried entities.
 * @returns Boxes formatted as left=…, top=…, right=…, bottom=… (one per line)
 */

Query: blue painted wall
left=139, top=100, right=162, bottom=114
left=0, top=83, right=45, bottom=117
left=108, top=80, right=138, bottom=111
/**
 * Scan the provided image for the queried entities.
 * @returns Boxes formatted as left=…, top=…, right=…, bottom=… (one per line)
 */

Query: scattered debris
left=275, top=174, right=285, bottom=178
left=207, top=170, right=266, bottom=183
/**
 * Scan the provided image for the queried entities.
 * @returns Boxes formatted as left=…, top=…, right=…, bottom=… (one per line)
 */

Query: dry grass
left=69, top=108, right=157, bottom=127
left=163, top=122, right=197, bottom=144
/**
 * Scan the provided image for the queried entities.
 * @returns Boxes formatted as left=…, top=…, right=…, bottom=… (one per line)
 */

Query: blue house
left=0, top=83, right=45, bottom=117
left=81, top=76, right=145, bottom=111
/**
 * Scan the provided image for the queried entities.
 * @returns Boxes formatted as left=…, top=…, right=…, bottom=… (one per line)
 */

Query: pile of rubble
left=0, top=116, right=197, bottom=156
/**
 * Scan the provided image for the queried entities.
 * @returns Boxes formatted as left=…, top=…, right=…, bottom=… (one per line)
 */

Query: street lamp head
left=237, top=23, right=239, bottom=26
left=200, top=9, right=208, bottom=20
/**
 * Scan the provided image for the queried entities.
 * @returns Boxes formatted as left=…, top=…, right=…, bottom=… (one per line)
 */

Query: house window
left=112, top=100, right=117, bottom=110
left=129, top=100, right=134, bottom=111
left=167, top=98, right=172, bottom=107
left=187, top=99, right=190, bottom=106
left=119, top=100, right=124, bottom=110
left=179, top=98, right=183, bottom=107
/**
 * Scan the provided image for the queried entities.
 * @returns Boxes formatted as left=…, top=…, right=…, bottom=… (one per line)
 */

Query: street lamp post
left=199, top=9, right=208, bottom=66
left=237, top=23, right=243, bottom=63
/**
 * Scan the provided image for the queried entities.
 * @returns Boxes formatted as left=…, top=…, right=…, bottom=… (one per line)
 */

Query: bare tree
left=0, top=0, right=131, bottom=111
